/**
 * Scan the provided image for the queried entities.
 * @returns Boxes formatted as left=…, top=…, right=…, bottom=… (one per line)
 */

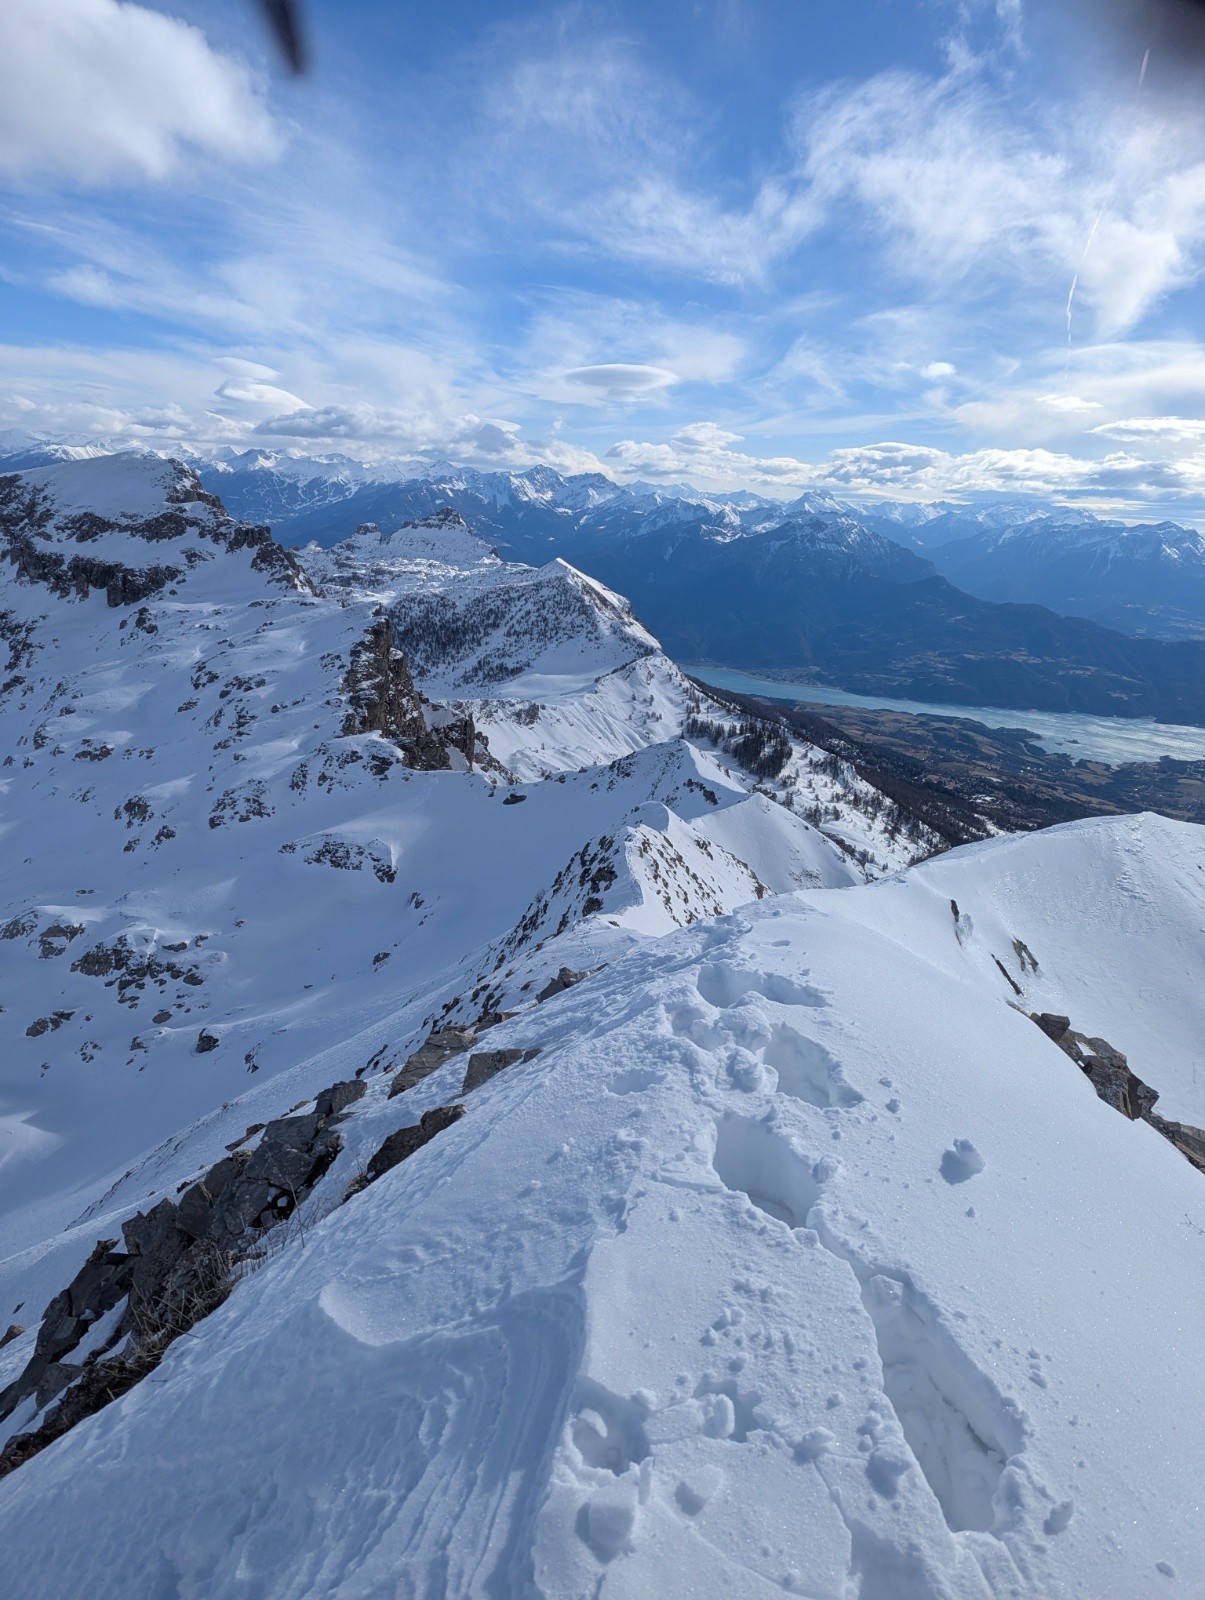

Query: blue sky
left=5, top=0, right=1205, bottom=513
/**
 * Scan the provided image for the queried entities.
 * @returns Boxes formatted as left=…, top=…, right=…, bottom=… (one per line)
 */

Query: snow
left=14, top=451, right=198, bottom=519
left=0, top=459, right=912, bottom=1349
left=0, top=454, right=1202, bottom=1600
left=1, top=816, right=1203, bottom=1598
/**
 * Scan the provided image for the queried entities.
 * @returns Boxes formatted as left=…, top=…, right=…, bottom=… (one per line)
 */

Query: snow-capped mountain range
left=0, top=451, right=1203, bottom=1599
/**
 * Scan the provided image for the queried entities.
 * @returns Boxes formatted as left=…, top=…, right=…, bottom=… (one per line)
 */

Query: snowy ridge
left=0, top=456, right=923, bottom=1374
left=0, top=453, right=1202, bottom=1599
left=0, top=815, right=1202, bottom=1597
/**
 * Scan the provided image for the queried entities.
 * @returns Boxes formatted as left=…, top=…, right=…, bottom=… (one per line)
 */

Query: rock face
left=388, top=1026, right=476, bottom=1098
left=341, top=615, right=479, bottom=771
left=536, top=966, right=588, bottom=1003
left=358, top=1104, right=467, bottom=1190
left=1031, top=1011, right=1204, bottom=1169
left=0, top=1076, right=367, bottom=1471
left=462, top=1047, right=541, bottom=1095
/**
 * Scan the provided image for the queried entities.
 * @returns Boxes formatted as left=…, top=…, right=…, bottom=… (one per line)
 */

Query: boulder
left=537, top=967, right=587, bottom=1003
left=362, top=1105, right=467, bottom=1187
left=122, top=1199, right=189, bottom=1312
left=388, top=1027, right=476, bottom=1098
left=176, top=1153, right=250, bottom=1241
left=314, top=1079, right=367, bottom=1120
left=1032, top=1012, right=1071, bottom=1044
left=462, top=1047, right=541, bottom=1095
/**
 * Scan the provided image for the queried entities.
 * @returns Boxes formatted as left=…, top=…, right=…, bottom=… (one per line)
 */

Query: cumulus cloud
left=604, top=419, right=1205, bottom=512
left=249, top=401, right=609, bottom=476
left=0, top=0, right=280, bottom=184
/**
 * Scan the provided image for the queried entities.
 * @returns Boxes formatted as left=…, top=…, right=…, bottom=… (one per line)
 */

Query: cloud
left=214, top=378, right=309, bottom=412
left=561, top=363, right=679, bottom=400
left=604, top=418, right=1205, bottom=514
left=0, top=0, right=280, bottom=185
left=248, top=401, right=609, bottom=476
left=1090, top=415, right=1205, bottom=441
left=1037, top=393, right=1104, bottom=412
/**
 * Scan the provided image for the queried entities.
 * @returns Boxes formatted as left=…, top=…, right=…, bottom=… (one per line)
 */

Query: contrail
left=1065, top=202, right=1110, bottom=372
left=1064, top=48, right=1150, bottom=374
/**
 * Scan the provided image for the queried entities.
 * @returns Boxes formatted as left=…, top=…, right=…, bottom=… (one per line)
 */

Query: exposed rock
left=462, top=1047, right=541, bottom=1095
left=1030, top=1012, right=1205, bottom=1172
left=0, top=1325, right=24, bottom=1350
left=123, top=1200, right=190, bottom=1322
left=341, top=617, right=453, bottom=770
left=388, top=1027, right=476, bottom=1097
left=0, top=1239, right=134, bottom=1424
left=225, top=1122, right=265, bottom=1150
left=26, top=1010, right=73, bottom=1037
left=314, top=1079, right=367, bottom=1120
left=537, top=966, right=588, bottom=1003
left=355, top=1105, right=467, bottom=1191
left=176, top=1155, right=250, bottom=1241
left=195, top=1029, right=219, bottom=1054
left=1078, top=1038, right=1159, bottom=1122
left=1032, top=1013, right=1071, bottom=1046
left=1147, top=1114, right=1205, bottom=1174
left=473, top=1008, right=513, bottom=1031
left=0, top=1060, right=368, bottom=1457
left=37, top=922, right=84, bottom=959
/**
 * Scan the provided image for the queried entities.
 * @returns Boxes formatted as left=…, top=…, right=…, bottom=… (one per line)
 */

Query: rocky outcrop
left=0, top=1077, right=367, bottom=1472
left=1147, top=1113, right=1205, bottom=1175
left=0, top=462, right=313, bottom=611
left=462, top=1047, right=541, bottom=1095
left=1030, top=1011, right=1205, bottom=1171
left=388, top=1026, right=477, bottom=1097
left=352, top=1104, right=467, bottom=1193
left=536, top=966, right=588, bottom=1003
left=340, top=615, right=483, bottom=772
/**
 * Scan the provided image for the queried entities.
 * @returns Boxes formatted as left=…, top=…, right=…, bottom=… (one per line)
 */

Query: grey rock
left=65, top=1238, right=131, bottom=1321
left=33, top=1293, right=80, bottom=1364
left=314, top=1078, right=367, bottom=1120
left=537, top=966, right=587, bottom=1003
left=176, top=1153, right=249, bottom=1240
left=363, top=1105, right=467, bottom=1186
left=388, top=1027, right=476, bottom=1098
left=195, top=1029, right=219, bottom=1054
left=122, top=1199, right=189, bottom=1309
left=1032, top=1012, right=1071, bottom=1044
left=462, top=1047, right=541, bottom=1095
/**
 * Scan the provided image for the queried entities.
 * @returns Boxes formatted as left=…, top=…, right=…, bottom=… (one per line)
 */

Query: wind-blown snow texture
left=0, top=455, right=1202, bottom=1600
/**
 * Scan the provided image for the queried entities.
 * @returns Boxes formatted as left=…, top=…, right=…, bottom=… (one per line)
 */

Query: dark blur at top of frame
left=259, top=0, right=307, bottom=74
left=1088, top=0, right=1205, bottom=76
left=254, top=0, right=1205, bottom=86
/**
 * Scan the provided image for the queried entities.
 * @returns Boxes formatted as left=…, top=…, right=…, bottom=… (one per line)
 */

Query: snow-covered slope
left=0, top=454, right=1202, bottom=1600
left=0, top=455, right=925, bottom=1339
left=1, top=815, right=1202, bottom=1599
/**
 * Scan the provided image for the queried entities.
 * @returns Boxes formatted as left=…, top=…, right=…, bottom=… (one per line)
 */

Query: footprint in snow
left=940, top=1139, right=985, bottom=1184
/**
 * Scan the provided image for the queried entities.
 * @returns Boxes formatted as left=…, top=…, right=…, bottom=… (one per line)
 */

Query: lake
left=686, top=665, right=1205, bottom=768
